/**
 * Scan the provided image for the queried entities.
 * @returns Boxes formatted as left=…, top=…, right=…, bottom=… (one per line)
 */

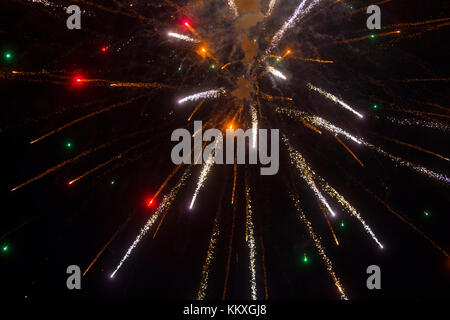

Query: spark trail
left=291, top=194, right=348, bottom=300
left=110, top=169, right=191, bottom=278
left=197, top=213, right=220, bottom=300
left=168, top=32, right=199, bottom=43
left=307, top=83, right=364, bottom=118
left=190, top=141, right=221, bottom=209
left=245, top=182, right=258, bottom=300
left=178, top=89, right=226, bottom=105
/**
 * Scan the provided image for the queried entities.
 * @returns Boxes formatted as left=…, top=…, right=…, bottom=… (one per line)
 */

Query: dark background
left=0, top=0, right=449, bottom=300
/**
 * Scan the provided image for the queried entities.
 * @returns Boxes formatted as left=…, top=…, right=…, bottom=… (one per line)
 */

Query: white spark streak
left=178, top=88, right=226, bottom=105
left=307, top=83, right=364, bottom=119
left=168, top=32, right=200, bottom=43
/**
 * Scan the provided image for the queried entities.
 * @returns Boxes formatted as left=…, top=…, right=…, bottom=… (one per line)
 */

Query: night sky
left=1, top=0, right=449, bottom=301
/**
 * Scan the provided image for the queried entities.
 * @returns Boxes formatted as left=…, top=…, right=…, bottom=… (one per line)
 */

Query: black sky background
left=0, top=0, right=449, bottom=300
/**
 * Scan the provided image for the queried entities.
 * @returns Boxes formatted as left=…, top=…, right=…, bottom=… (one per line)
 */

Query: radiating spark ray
left=275, top=107, right=362, bottom=144
left=188, top=100, right=205, bottom=121
left=245, top=181, right=258, bottom=300
left=266, top=0, right=277, bottom=17
left=364, top=142, right=450, bottom=184
left=335, top=136, right=365, bottom=167
left=83, top=217, right=130, bottom=276
left=190, top=141, right=220, bottom=209
left=30, top=96, right=145, bottom=144
left=178, top=88, right=226, bottom=105
left=356, top=181, right=448, bottom=257
left=168, top=32, right=199, bottom=43
left=291, top=194, right=348, bottom=300
left=379, top=136, right=449, bottom=161
left=307, top=84, right=364, bottom=118
left=197, top=213, right=220, bottom=300
left=110, top=169, right=191, bottom=278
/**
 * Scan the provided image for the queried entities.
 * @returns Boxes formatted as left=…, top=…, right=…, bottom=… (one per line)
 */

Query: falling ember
left=178, top=88, right=226, bottom=105
left=307, top=83, right=364, bottom=119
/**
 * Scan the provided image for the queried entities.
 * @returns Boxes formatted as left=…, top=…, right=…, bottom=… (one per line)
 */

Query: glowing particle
left=2, top=245, right=8, bottom=252
left=4, top=52, right=12, bottom=60
left=303, top=253, right=309, bottom=263
left=424, top=211, right=430, bottom=217
left=370, top=34, right=375, bottom=39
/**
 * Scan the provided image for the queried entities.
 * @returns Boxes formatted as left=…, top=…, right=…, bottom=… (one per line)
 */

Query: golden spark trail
left=68, top=157, right=117, bottom=185
left=332, top=30, right=401, bottom=45
left=197, top=213, right=221, bottom=300
left=379, top=136, right=449, bottom=162
left=335, top=136, right=365, bottom=167
left=68, top=139, right=154, bottom=185
left=150, top=164, right=184, bottom=206
left=275, top=107, right=362, bottom=144
left=320, top=204, right=339, bottom=246
left=231, top=154, right=237, bottom=204
left=221, top=62, right=231, bottom=70
left=291, top=194, right=348, bottom=299
left=188, top=100, right=205, bottom=121
left=178, top=88, right=226, bottom=105
left=30, top=96, right=145, bottom=144
left=290, top=56, right=334, bottom=64
left=245, top=181, right=258, bottom=300
left=418, top=101, right=450, bottom=113
left=250, top=104, right=258, bottom=149
left=110, top=169, right=191, bottom=278
left=83, top=217, right=130, bottom=276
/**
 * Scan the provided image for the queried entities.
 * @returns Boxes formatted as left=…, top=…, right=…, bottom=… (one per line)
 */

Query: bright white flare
left=178, top=88, right=226, bottom=105
left=110, top=170, right=190, bottom=278
left=267, top=66, right=287, bottom=80
left=307, top=83, right=364, bottom=119
left=168, top=32, right=199, bottom=43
